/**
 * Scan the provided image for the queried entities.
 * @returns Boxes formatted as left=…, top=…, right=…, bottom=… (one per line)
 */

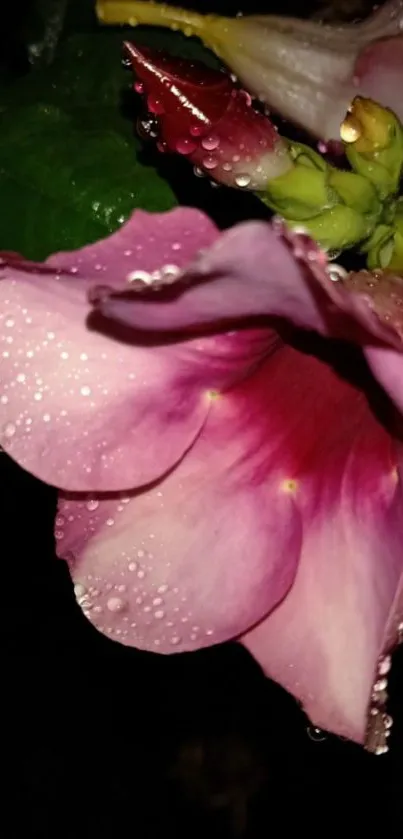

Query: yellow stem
left=96, top=0, right=213, bottom=36
left=95, top=0, right=237, bottom=60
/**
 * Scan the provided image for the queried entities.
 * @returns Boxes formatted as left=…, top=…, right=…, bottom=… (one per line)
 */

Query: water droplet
left=80, top=385, right=91, bottom=397
left=193, top=166, right=205, bottom=178
left=3, top=422, right=16, bottom=438
left=86, top=498, right=99, bottom=512
left=176, top=138, right=197, bottom=155
left=239, top=89, right=252, bottom=106
left=147, top=95, right=164, bottom=115
left=106, top=518, right=115, bottom=527
left=235, top=174, right=251, bottom=188
left=74, top=583, right=86, bottom=598
left=134, top=81, right=144, bottom=94
left=107, top=597, right=124, bottom=612
left=201, top=135, right=219, bottom=151
left=160, top=264, right=181, bottom=282
left=157, top=584, right=168, bottom=594
left=152, top=597, right=163, bottom=606
left=137, top=115, right=159, bottom=141
left=170, top=635, right=181, bottom=645
left=306, top=726, right=327, bottom=742
left=202, top=156, right=218, bottom=170
left=137, top=569, right=146, bottom=579
left=327, top=264, right=346, bottom=282
left=190, top=125, right=202, bottom=137
left=128, top=562, right=137, bottom=572
left=222, top=162, right=232, bottom=172
left=34, top=391, right=43, bottom=401
left=126, top=269, right=153, bottom=286
left=378, top=655, right=392, bottom=676
left=55, top=530, right=64, bottom=541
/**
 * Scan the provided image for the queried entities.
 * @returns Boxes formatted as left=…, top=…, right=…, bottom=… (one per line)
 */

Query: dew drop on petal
left=86, top=498, right=99, bottom=512
left=176, top=138, right=197, bottom=155
left=201, top=135, right=219, bottom=151
left=190, top=124, right=202, bottom=137
left=202, top=156, right=218, bottom=170
left=3, top=422, right=16, bottom=438
left=107, top=597, right=125, bottom=612
left=170, top=635, right=182, bottom=645
left=306, top=726, right=327, bottom=742
left=235, top=174, right=251, bottom=188
left=147, top=95, right=164, bottom=115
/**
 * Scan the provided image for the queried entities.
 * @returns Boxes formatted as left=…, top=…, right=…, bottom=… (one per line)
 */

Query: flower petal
left=57, top=338, right=306, bottom=649
left=95, top=220, right=395, bottom=344
left=95, top=221, right=342, bottom=335
left=241, top=434, right=403, bottom=747
left=356, top=35, right=403, bottom=131
left=0, top=208, right=224, bottom=492
left=57, top=327, right=402, bottom=748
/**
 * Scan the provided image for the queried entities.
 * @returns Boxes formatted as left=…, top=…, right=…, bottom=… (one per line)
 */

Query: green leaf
left=0, top=22, right=222, bottom=259
left=0, top=102, right=176, bottom=259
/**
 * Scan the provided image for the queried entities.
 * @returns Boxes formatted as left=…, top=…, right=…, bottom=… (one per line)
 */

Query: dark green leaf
left=0, top=100, right=175, bottom=259
left=0, top=22, right=222, bottom=259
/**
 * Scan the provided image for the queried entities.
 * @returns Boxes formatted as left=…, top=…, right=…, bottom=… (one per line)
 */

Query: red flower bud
left=124, top=42, right=291, bottom=189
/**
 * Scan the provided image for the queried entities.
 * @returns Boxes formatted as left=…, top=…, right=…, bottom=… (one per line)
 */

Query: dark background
left=2, top=1, right=403, bottom=836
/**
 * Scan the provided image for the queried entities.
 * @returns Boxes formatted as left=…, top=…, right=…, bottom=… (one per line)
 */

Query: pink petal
left=58, top=338, right=308, bottom=649
left=242, top=433, right=403, bottom=747
left=98, top=223, right=403, bottom=418
left=93, top=221, right=393, bottom=344
left=57, top=335, right=403, bottom=755
left=95, top=222, right=343, bottom=336
left=0, top=208, right=225, bottom=492
left=355, top=35, right=403, bottom=125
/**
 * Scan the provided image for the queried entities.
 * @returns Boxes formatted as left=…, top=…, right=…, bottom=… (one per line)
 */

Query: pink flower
left=1, top=208, right=403, bottom=752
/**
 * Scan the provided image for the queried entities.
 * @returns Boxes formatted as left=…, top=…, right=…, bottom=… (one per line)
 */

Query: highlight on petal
left=124, top=42, right=292, bottom=190
left=97, top=0, right=403, bottom=140
left=0, top=208, right=226, bottom=492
